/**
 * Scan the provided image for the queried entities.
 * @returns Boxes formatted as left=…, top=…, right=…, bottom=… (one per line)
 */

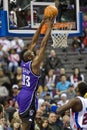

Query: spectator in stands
left=45, top=69, right=56, bottom=94
left=37, top=86, right=43, bottom=98
left=48, top=112, right=62, bottom=130
left=59, top=67, right=66, bottom=75
left=44, top=93, right=52, bottom=104
left=0, top=37, right=11, bottom=53
left=71, top=37, right=82, bottom=52
left=0, top=108, right=10, bottom=130
left=12, top=111, right=21, bottom=121
left=55, top=67, right=70, bottom=83
left=12, top=84, right=19, bottom=102
left=8, top=48, right=20, bottom=74
left=65, top=84, right=76, bottom=100
left=57, top=93, right=69, bottom=107
left=40, top=86, right=52, bottom=99
left=10, top=118, right=22, bottom=130
left=55, top=113, right=63, bottom=128
left=4, top=98, right=17, bottom=123
left=25, top=9, right=31, bottom=26
left=10, top=111, right=22, bottom=130
left=0, top=44, right=8, bottom=71
left=10, top=10, right=17, bottom=28
left=9, top=1, right=17, bottom=29
left=38, top=61, right=46, bottom=88
left=35, top=109, right=43, bottom=130
left=54, top=0, right=68, bottom=22
left=41, top=117, right=52, bottom=130
left=39, top=102, right=48, bottom=118
left=70, top=67, right=84, bottom=88
left=0, top=117, right=11, bottom=130
left=0, top=68, right=11, bottom=87
left=0, top=85, right=9, bottom=98
left=62, top=115, right=71, bottom=130
left=82, top=13, right=87, bottom=30
left=56, top=74, right=71, bottom=96
left=82, top=29, right=87, bottom=50
left=38, top=96, right=45, bottom=110
left=44, top=49, right=63, bottom=74
left=10, top=37, right=24, bottom=55
left=83, top=37, right=87, bottom=48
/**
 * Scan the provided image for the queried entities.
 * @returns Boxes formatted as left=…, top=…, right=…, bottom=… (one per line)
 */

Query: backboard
left=2, top=0, right=82, bottom=37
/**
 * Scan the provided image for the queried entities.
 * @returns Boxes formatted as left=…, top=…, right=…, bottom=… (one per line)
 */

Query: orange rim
left=40, top=22, right=73, bottom=34
left=53, top=22, right=72, bottom=29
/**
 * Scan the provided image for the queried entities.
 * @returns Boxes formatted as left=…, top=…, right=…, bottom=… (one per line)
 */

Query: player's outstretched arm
left=28, top=17, right=46, bottom=51
left=56, top=98, right=82, bottom=114
left=32, top=17, right=55, bottom=75
left=40, top=17, right=54, bottom=48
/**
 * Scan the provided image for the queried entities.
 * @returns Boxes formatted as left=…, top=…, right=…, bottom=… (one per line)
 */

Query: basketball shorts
left=19, top=99, right=36, bottom=123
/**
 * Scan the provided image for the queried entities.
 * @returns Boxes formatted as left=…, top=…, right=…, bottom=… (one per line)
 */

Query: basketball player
left=17, top=16, right=55, bottom=130
left=56, top=82, right=87, bottom=130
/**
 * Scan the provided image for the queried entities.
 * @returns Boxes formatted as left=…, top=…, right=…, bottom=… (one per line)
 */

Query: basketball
left=44, top=5, right=58, bottom=17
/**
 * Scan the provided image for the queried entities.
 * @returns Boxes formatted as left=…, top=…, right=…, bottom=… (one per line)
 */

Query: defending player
left=56, top=82, right=87, bottom=130
left=16, top=16, right=55, bottom=130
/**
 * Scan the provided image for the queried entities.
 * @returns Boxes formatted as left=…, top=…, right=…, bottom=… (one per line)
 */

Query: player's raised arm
left=32, top=17, right=55, bottom=75
left=56, top=97, right=82, bottom=114
left=28, top=17, right=46, bottom=51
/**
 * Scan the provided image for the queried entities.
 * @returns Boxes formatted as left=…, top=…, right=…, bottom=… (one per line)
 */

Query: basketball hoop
left=51, top=22, right=72, bottom=48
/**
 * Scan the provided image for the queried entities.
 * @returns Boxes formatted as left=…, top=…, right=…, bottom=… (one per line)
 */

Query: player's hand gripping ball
left=44, top=5, right=58, bottom=18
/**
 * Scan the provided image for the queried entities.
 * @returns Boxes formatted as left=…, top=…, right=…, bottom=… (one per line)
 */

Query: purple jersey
left=17, top=61, right=40, bottom=114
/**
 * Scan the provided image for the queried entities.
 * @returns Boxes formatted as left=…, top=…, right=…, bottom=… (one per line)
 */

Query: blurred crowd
left=0, top=32, right=87, bottom=129
left=0, top=0, right=87, bottom=129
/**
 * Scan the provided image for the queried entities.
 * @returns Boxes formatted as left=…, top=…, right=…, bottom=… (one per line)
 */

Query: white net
left=51, top=31, right=69, bottom=48
left=51, top=24, right=72, bottom=48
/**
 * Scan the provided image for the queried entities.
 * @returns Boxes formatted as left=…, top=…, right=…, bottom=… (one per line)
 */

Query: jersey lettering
left=82, top=113, right=87, bottom=125
left=22, top=74, right=30, bottom=87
